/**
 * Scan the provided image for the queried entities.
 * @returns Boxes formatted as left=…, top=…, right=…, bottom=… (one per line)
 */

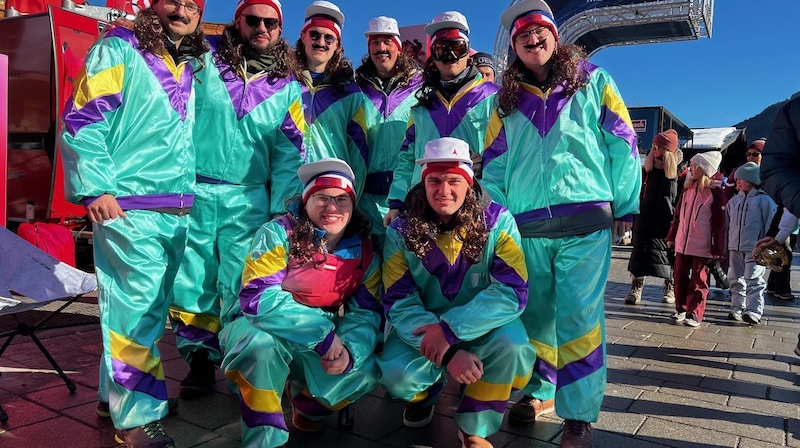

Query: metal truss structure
left=493, top=0, right=714, bottom=72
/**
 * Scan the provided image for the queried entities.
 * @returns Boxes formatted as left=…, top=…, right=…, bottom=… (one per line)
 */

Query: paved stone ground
left=1, top=245, right=799, bottom=448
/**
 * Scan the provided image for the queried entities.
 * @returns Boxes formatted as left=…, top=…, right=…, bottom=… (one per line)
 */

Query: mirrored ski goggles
left=430, top=39, right=469, bottom=62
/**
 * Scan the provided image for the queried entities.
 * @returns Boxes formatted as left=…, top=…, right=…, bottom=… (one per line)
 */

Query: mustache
left=167, top=14, right=190, bottom=25
left=372, top=50, right=390, bottom=57
left=312, top=44, right=329, bottom=51
left=523, top=41, right=545, bottom=50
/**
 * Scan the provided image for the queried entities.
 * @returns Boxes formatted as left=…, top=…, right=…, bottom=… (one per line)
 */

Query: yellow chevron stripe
left=601, top=84, right=634, bottom=128
left=241, top=246, right=288, bottom=285
left=168, top=307, right=222, bottom=333
left=558, top=323, right=602, bottom=368
left=109, top=329, right=164, bottom=379
left=73, top=64, right=124, bottom=110
left=225, top=370, right=283, bottom=413
left=495, top=231, right=528, bottom=281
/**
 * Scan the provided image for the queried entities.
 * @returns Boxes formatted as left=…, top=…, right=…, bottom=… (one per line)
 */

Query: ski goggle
left=430, top=39, right=469, bottom=63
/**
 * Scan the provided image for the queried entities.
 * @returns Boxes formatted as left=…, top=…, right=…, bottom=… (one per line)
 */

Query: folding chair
left=0, top=226, right=97, bottom=404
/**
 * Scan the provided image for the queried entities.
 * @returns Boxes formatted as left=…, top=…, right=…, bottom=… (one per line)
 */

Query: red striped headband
left=511, top=10, right=559, bottom=41
left=431, top=28, right=469, bottom=45
left=302, top=16, right=342, bottom=40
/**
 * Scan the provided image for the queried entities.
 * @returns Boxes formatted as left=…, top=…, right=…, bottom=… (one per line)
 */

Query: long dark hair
left=413, top=56, right=475, bottom=107
left=401, top=183, right=487, bottom=264
left=355, top=52, right=419, bottom=87
left=215, top=25, right=299, bottom=79
left=133, top=7, right=208, bottom=62
left=497, top=43, right=588, bottom=117
left=287, top=198, right=371, bottom=266
left=294, top=36, right=354, bottom=90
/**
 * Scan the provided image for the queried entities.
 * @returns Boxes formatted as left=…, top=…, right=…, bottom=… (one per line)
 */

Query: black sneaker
left=114, top=421, right=174, bottom=448
left=97, top=398, right=178, bottom=419
left=402, top=402, right=435, bottom=428
left=180, top=350, right=216, bottom=399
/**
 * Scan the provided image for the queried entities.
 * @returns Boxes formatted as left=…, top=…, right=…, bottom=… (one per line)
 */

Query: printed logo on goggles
left=431, top=39, right=469, bottom=63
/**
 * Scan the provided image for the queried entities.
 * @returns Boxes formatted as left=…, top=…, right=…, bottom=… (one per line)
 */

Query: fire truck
left=0, top=0, right=221, bottom=242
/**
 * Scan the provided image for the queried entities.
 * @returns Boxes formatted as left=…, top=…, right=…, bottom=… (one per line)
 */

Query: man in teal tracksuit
left=482, top=2, right=641, bottom=446
left=60, top=1, right=207, bottom=446
left=355, top=16, right=423, bottom=242
left=296, top=1, right=369, bottom=197
left=380, top=137, right=535, bottom=447
left=384, top=11, right=496, bottom=226
left=168, top=0, right=306, bottom=399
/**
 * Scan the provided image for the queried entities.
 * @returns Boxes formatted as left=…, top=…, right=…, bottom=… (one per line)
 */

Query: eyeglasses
left=308, top=30, right=337, bottom=45
left=243, top=15, right=280, bottom=30
left=311, top=193, right=352, bottom=208
left=164, top=0, right=201, bottom=16
left=430, top=39, right=469, bottom=62
left=746, top=152, right=761, bottom=157
left=514, top=26, right=551, bottom=44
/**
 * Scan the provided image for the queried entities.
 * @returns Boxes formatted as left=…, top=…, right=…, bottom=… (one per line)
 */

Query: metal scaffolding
left=493, top=0, right=714, bottom=72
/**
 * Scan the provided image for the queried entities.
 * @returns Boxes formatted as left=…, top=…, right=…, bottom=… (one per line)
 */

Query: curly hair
left=497, top=43, right=589, bottom=117
left=414, top=56, right=474, bottom=107
left=133, top=7, right=208, bottom=64
left=215, top=25, right=299, bottom=79
left=294, top=37, right=355, bottom=90
left=355, top=51, right=419, bottom=87
left=401, top=183, right=487, bottom=264
left=287, top=198, right=372, bottom=266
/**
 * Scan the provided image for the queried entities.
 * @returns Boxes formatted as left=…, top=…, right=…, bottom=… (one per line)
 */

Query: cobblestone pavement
left=1, top=245, right=799, bottom=447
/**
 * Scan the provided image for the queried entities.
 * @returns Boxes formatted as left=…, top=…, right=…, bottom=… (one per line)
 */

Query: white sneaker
left=684, top=316, right=701, bottom=327
left=671, top=312, right=686, bottom=322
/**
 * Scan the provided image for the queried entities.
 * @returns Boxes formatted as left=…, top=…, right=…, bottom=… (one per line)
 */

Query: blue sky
left=204, top=0, right=800, bottom=129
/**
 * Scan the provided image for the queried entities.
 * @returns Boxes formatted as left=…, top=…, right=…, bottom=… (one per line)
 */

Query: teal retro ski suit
left=379, top=200, right=535, bottom=438
left=482, top=62, right=641, bottom=422
left=169, top=40, right=306, bottom=366
left=60, top=27, right=197, bottom=429
left=221, top=209, right=382, bottom=447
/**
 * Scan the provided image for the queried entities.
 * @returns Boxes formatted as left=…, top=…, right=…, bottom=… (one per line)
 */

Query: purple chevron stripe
left=427, top=81, right=496, bottom=137
left=600, top=106, right=638, bottom=157
left=305, top=84, right=361, bottom=125
left=352, top=285, right=381, bottom=311
left=111, top=358, right=168, bottom=400
left=280, top=109, right=306, bottom=159
left=82, top=193, right=195, bottom=210
left=490, top=255, right=528, bottom=309
left=533, top=356, right=557, bottom=384
left=314, top=331, right=335, bottom=356
left=399, top=123, right=415, bottom=153
left=225, top=71, right=293, bottom=120
left=348, top=118, right=369, bottom=166
left=383, top=270, right=417, bottom=315
left=457, top=395, right=507, bottom=414
left=421, top=245, right=471, bottom=301
left=483, top=202, right=504, bottom=231
left=173, top=323, right=222, bottom=352
left=482, top=123, right=508, bottom=169
left=240, top=272, right=286, bottom=315
left=240, top=402, right=288, bottom=431
left=556, top=344, right=604, bottom=389
left=516, top=89, right=545, bottom=138
left=293, top=392, right=334, bottom=418
left=362, top=75, right=422, bottom=118
left=104, top=27, right=192, bottom=121
left=62, top=94, right=122, bottom=135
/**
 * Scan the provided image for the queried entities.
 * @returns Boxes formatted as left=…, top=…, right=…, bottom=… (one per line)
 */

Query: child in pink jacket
left=667, top=151, right=727, bottom=327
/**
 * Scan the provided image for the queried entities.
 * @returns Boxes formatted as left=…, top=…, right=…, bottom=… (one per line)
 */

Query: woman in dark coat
left=626, top=129, right=683, bottom=304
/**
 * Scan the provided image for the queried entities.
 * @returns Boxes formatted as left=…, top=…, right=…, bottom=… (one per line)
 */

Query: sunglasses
left=243, top=15, right=280, bottom=30
left=746, top=152, right=761, bottom=157
left=308, top=30, right=337, bottom=45
left=430, top=39, right=469, bottom=62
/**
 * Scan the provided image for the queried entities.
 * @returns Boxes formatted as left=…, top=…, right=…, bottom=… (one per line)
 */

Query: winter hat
left=425, top=11, right=470, bottom=39
left=653, top=129, right=678, bottom=152
left=234, top=0, right=282, bottom=25
left=298, top=158, right=356, bottom=203
left=471, top=52, right=495, bottom=71
left=500, top=0, right=559, bottom=42
left=747, top=138, right=766, bottom=153
left=364, top=16, right=402, bottom=52
left=416, top=137, right=474, bottom=185
left=302, top=1, right=344, bottom=41
left=735, top=161, right=761, bottom=185
left=690, top=151, right=722, bottom=178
